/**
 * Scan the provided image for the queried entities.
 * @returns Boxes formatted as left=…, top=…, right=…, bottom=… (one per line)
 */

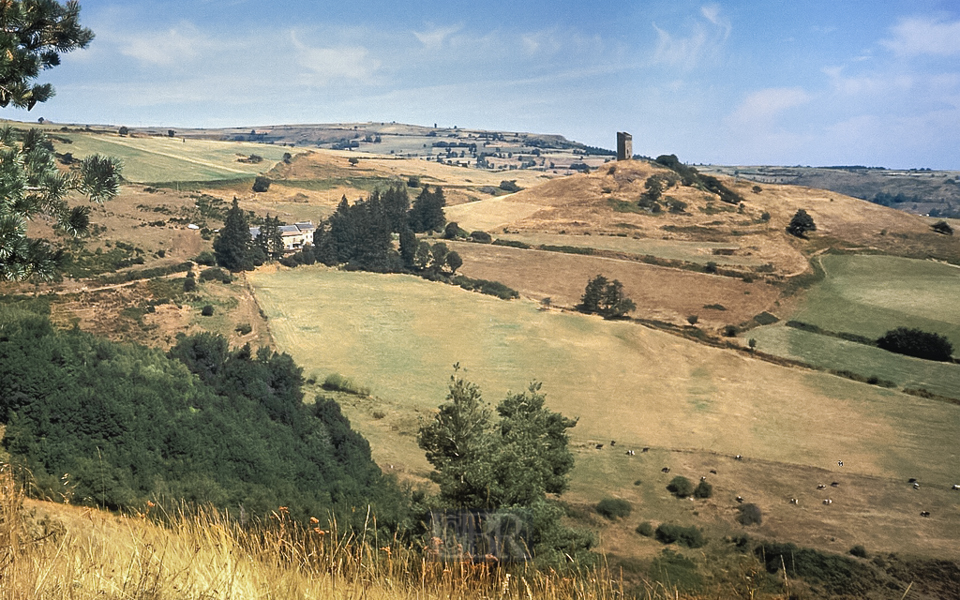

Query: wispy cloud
left=413, top=24, right=462, bottom=50
left=116, top=22, right=212, bottom=66
left=651, top=4, right=731, bottom=69
left=291, top=33, right=381, bottom=84
left=726, top=87, right=812, bottom=127
left=881, top=16, right=960, bottom=57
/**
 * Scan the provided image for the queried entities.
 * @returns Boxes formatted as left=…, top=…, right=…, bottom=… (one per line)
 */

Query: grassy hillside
left=249, top=267, right=960, bottom=560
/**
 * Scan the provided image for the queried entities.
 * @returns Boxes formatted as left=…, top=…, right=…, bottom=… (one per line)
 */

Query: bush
left=252, top=176, right=271, bottom=193
left=199, top=267, right=228, bottom=282
left=636, top=521, right=654, bottom=537
left=787, top=209, right=816, bottom=237
left=876, top=327, right=954, bottom=361
left=499, top=180, right=522, bottom=193
left=442, top=221, right=465, bottom=239
left=931, top=220, right=953, bottom=235
left=595, top=497, right=632, bottom=520
left=322, top=373, right=370, bottom=396
left=200, top=305, right=214, bottom=316
left=738, top=503, right=762, bottom=526
left=655, top=524, right=705, bottom=548
left=470, top=230, right=492, bottom=243
left=693, top=480, right=713, bottom=499
left=407, top=176, right=420, bottom=188
left=850, top=545, right=868, bottom=558
left=235, top=323, right=252, bottom=335
left=667, top=476, right=694, bottom=498
left=194, top=251, right=217, bottom=266
left=183, top=277, right=197, bottom=292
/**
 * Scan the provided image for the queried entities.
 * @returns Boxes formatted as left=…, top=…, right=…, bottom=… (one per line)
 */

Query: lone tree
left=787, top=209, right=816, bottom=238
left=0, top=1, right=122, bottom=281
left=418, top=369, right=577, bottom=510
left=578, top=274, right=636, bottom=319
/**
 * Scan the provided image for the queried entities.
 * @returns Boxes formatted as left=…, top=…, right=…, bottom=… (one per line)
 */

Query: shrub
left=850, top=545, right=868, bottom=558
left=407, top=176, right=420, bottom=188
left=738, top=503, right=762, bottom=526
left=686, top=315, right=699, bottom=325
left=183, top=277, right=196, bottom=292
left=470, top=230, right=492, bottom=243
left=693, top=480, right=713, bottom=499
left=322, top=373, right=370, bottom=396
left=722, top=325, right=738, bottom=337
left=667, top=476, right=694, bottom=498
left=194, top=251, right=217, bottom=266
left=931, top=220, right=953, bottom=235
left=199, top=267, right=228, bottom=282
left=252, top=176, right=271, bottom=193
left=655, top=524, right=705, bottom=548
left=636, top=521, right=654, bottom=537
left=499, top=180, right=522, bottom=192
left=200, top=305, right=214, bottom=316
left=876, top=327, right=954, bottom=362
left=235, top=323, right=252, bottom=335
left=755, top=542, right=879, bottom=596
left=787, top=209, right=816, bottom=237
left=595, top=498, right=632, bottom=520
left=442, top=221, right=465, bottom=239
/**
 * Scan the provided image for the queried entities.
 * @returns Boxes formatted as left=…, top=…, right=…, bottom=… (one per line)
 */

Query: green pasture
left=249, top=267, right=960, bottom=484
left=792, top=254, right=960, bottom=347
left=53, top=133, right=290, bottom=183
left=748, top=325, right=960, bottom=398
left=495, top=232, right=765, bottom=267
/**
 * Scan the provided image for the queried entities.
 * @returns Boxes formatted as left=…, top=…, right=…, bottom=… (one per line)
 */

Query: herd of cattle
left=597, top=442, right=959, bottom=519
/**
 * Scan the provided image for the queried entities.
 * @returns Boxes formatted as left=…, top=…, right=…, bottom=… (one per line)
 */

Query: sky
left=3, top=0, right=959, bottom=169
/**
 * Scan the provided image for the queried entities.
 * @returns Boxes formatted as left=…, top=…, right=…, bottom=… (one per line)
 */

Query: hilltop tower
left=617, top=132, right=633, bottom=161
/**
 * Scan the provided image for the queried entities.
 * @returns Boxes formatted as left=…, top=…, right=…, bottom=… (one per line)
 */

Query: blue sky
left=3, top=0, right=959, bottom=169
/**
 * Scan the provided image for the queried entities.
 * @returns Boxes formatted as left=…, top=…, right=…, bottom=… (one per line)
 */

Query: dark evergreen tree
left=0, top=1, right=123, bottom=281
left=213, top=198, right=253, bottom=271
left=787, top=209, right=817, bottom=238
left=399, top=227, right=417, bottom=269
left=578, top=274, right=609, bottom=314
left=578, top=275, right=635, bottom=318
left=379, top=183, right=410, bottom=233
left=409, top=186, right=446, bottom=232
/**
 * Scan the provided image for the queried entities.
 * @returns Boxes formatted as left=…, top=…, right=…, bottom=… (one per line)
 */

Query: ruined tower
left=617, top=131, right=633, bottom=161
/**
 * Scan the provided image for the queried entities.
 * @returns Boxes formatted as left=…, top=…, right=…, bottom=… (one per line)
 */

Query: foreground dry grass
left=0, top=467, right=787, bottom=600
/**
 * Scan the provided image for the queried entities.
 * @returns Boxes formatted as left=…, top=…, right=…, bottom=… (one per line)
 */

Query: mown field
left=746, top=254, right=960, bottom=395
left=249, top=266, right=960, bottom=558
left=53, top=132, right=290, bottom=183
left=791, top=254, right=960, bottom=347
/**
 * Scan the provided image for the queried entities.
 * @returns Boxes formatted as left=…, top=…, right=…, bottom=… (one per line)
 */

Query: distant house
left=248, top=221, right=316, bottom=252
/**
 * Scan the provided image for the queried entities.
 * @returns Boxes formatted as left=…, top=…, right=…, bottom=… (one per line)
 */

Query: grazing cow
left=790, top=498, right=799, bottom=505
left=735, top=454, right=743, bottom=460
left=710, top=469, right=717, bottom=475
left=736, top=496, right=743, bottom=503
left=952, top=484, right=960, bottom=490
left=625, top=450, right=635, bottom=456
left=817, top=484, right=826, bottom=490
left=610, top=440, right=616, bottom=447
left=661, top=467, right=670, bottom=473
left=823, top=499, right=833, bottom=505
left=908, top=478, right=917, bottom=484
left=830, top=482, right=840, bottom=487
left=920, top=511, right=930, bottom=517
left=913, top=482, right=920, bottom=490
left=595, top=444, right=604, bottom=450
left=642, top=447, right=650, bottom=453
left=700, top=476, right=707, bottom=482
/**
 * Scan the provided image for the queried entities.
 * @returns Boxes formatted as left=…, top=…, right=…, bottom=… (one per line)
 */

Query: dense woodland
left=0, top=305, right=408, bottom=527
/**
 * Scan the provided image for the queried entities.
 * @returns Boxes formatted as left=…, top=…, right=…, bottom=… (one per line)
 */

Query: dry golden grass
left=2, top=465, right=766, bottom=600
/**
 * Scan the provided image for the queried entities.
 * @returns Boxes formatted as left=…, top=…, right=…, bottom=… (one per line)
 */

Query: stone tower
left=617, top=132, right=633, bottom=161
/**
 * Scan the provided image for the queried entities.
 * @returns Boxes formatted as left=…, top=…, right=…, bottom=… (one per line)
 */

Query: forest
left=0, top=304, right=408, bottom=527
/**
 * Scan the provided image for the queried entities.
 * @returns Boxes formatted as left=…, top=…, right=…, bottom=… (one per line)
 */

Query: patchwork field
left=447, top=240, right=779, bottom=329
left=249, top=266, right=960, bottom=558
left=52, top=132, right=290, bottom=183
left=792, top=254, right=960, bottom=347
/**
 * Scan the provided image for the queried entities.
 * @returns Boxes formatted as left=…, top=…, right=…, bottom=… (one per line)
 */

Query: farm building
left=249, top=221, right=316, bottom=252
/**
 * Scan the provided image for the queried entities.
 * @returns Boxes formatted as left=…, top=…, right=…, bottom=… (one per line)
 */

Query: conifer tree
left=213, top=198, right=252, bottom=271
left=0, top=1, right=122, bottom=281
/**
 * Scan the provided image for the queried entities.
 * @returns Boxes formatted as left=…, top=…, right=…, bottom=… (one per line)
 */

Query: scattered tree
left=787, top=209, right=816, bottom=238
left=931, top=220, right=954, bottom=235
left=667, top=476, right=694, bottom=498
left=408, top=186, right=446, bottom=232
left=118, top=126, right=128, bottom=136
left=578, top=275, right=636, bottom=319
